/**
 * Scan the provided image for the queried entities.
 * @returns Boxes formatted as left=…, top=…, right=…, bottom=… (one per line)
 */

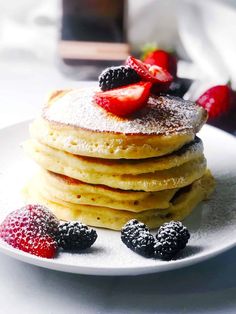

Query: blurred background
left=0, top=0, right=235, bottom=133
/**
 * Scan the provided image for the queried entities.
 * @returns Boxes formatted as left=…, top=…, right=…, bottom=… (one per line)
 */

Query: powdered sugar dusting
left=43, top=88, right=206, bottom=135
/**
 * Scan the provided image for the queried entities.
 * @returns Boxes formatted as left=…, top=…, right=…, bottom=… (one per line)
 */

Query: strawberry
left=126, top=56, right=173, bottom=93
left=126, top=56, right=173, bottom=84
left=196, top=85, right=231, bottom=119
left=143, top=50, right=177, bottom=77
left=0, top=204, right=59, bottom=258
left=17, top=233, right=57, bottom=259
left=94, top=82, right=152, bottom=117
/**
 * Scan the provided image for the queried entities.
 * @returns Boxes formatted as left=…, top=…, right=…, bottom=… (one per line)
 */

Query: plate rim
left=0, top=238, right=235, bottom=276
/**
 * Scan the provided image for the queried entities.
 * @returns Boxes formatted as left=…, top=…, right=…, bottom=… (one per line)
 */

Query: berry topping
left=126, top=56, right=173, bottom=90
left=121, top=219, right=155, bottom=257
left=99, top=66, right=140, bottom=91
left=196, top=85, right=231, bottom=118
left=19, top=234, right=58, bottom=259
left=154, top=221, right=190, bottom=260
left=94, top=81, right=152, bottom=117
left=0, top=204, right=59, bottom=258
left=143, top=49, right=177, bottom=77
left=57, top=221, right=97, bottom=251
left=166, top=78, right=193, bottom=98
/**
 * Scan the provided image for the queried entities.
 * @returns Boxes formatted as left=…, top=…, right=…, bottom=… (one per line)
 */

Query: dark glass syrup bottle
left=59, top=0, right=129, bottom=80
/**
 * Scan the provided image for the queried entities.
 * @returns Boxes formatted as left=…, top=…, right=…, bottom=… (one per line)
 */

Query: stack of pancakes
left=23, top=88, right=215, bottom=230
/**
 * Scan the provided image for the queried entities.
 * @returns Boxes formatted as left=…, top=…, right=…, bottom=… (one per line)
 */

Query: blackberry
left=57, top=221, right=97, bottom=251
left=166, top=78, right=193, bottom=98
left=121, top=219, right=155, bottom=257
left=154, top=221, right=190, bottom=260
left=99, top=66, right=140, bottom=91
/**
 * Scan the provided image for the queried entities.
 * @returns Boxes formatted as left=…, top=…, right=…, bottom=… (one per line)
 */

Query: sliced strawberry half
left=143, top=50, right=177, bottom=77
left=94, top=82, right=152, bottom=117
left=126, top=56, right=173, bottom=85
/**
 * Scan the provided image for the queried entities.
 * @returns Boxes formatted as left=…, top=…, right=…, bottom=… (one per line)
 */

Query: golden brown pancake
left=30, top=88, right=207, bottom=159
left=29, top=169, right=179, bottom=212
left=24, top=137, right=204, bottom=175
left=23, top=135, right=207, bottom=191
left=23, top=148, right=207, bottom=192
left=23, top=171, right=215, bottom=230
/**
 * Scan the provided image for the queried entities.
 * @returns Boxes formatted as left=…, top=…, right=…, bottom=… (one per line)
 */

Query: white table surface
left=1, top=61, right=236, bottom=314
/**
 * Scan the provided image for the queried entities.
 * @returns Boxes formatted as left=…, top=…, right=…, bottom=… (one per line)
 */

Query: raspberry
left=0, top=204, right=59, bottom=258
left=154, top=221, right=190, bottom=260
left=57, top=221, right=97, bottom=251
left=99, top=66, right=140, bottom=91
left=121, top=219, right=155, bottom=257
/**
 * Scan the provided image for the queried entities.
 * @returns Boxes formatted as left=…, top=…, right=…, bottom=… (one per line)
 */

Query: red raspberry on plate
left=94, top=81, right=152, bottom=117
left=196, top=85, right=231, bottom=118
left=143, top=49, right=177, bottom=77
left=0, top=204, right=59, bottom=258
left=126, top=56, right=173, bottom=93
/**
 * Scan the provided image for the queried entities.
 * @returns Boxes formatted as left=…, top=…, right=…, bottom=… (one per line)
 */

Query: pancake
left=30, top=88, right=207, bottom=159
left=24, top=139, right=207, bottom=191
left=30, top=169, right=179, bottom=212
left=24, top=86, right=214, bottom=231
left=23, top=137, right=203, bottom=176
left=23, top=171, right=215, bottom=230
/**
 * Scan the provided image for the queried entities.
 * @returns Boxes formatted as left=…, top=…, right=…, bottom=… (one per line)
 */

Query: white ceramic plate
left=0, top=121, right=236, bottom=276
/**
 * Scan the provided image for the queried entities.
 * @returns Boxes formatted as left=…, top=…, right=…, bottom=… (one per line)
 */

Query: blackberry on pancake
left=98, top=66, right=140, bottom=91
left=166, top=78, right=193, bottom=98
